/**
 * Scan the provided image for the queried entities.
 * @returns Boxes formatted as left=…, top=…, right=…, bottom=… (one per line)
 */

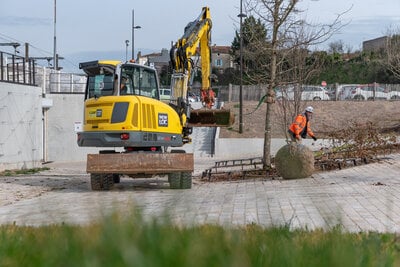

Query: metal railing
left=34, top=67, right=86, bottom=94
left=0, top=51, right=36, bottom=85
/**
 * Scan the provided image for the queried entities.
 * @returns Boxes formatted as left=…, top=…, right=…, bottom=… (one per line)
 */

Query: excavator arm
left=169, top=7, right=233, bottom=126
left=170, top=7, right=212, bottom=105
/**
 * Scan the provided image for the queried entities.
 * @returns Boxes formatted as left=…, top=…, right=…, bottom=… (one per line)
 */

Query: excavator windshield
left=83, top=62, right=160, bottom=100
left=119, top=64, right=159, bottom=99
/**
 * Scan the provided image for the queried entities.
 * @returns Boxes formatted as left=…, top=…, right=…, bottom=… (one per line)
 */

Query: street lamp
left=125, top=40, right=129, bottom=61
left=53, top=0, right=57, bottom=69
left=0, top=42, right=20, bottom=54
left=238, top=0, right=247, bottom=134
left=131, top=9, right=141, bottom=60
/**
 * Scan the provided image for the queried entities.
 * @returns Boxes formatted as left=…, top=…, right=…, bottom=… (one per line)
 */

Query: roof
left=211, top=45, right=231, bottom=54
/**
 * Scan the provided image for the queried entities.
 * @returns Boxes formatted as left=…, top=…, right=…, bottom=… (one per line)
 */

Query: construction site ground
left=1, top=100, right=400, bottom=231
left=220, top=100, right=400, bottom=138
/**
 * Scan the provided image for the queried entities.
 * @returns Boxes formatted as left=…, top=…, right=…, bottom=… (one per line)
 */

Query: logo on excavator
left=96, top=109, right=102, bottom=117
left=158, top=113, right=168, bottom=127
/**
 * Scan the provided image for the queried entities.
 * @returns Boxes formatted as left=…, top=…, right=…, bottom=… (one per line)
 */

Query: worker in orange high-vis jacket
left=288, top=106, right=317, bottom=142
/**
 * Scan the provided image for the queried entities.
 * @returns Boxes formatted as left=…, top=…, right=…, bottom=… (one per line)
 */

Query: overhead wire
left=0, top=32, right=80, bottom=71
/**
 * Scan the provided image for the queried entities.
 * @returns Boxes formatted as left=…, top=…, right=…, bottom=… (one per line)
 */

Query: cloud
left=0, top=16, right=51, bottom=27
left=330, top=16, right=400, bottom=46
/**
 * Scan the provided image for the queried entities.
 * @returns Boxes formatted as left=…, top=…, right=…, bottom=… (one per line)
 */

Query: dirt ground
left=220, top=100, right=400, bottom=139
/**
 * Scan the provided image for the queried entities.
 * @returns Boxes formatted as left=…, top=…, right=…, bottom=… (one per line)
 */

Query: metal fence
left=220, top=83, right=400, bottom=102
left=0, top=51, right=36, bottom=85
left=35, top=67, right=86, bottom=94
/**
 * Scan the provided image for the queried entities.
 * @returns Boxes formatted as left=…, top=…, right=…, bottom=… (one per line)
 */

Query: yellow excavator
left=77, top=7, right=233, bottom=191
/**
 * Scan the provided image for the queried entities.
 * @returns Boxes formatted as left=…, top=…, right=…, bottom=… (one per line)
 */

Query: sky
left=0, top=0, right=399, bottom=72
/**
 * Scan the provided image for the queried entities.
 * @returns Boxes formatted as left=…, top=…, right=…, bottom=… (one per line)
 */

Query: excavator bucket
left=188, top=109, right=234, bottom=127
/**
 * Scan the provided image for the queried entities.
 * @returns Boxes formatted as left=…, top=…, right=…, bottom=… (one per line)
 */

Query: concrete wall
left=45, top=94, right=99, bottom=162
left=0, top=83, right=99, bottom=171
left=0, top=82, right=42, bottom=170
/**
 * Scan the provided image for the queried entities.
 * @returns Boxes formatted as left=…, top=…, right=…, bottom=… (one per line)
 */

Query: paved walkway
left=0, top=154, right=400, bottom=232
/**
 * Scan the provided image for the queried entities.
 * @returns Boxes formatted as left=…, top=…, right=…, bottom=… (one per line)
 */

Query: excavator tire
left=90, top=173, right=114, bottom=191
left=112, top=174, right=121, bottom=183
left=168, top=172, right=192, bottom=189
left=169, top=173, right=181, bottom=189
left=181, top=172, right=192, bottom=189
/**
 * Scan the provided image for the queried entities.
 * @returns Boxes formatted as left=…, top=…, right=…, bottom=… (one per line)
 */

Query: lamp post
left=131, top=9, right=141, bottom=60
left=238, top=0, right=247, bottom=134
left=125, top=40, right=129, bottom=61
left=53, top=0, right=57, bottom=69
left=0, top=43, right=20, bottom=54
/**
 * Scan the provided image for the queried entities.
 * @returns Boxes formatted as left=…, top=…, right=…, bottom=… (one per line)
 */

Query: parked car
left=333, top=84, right=360, bottom=100
left=159, top=88, right=171, bottom=102
left=188, top=92, right=200, bottom=102
left=388, top=90, right=400, bottom=100
left=275, top=85, right=330, bottom=101
left=349, top=85, right=389, bottom=100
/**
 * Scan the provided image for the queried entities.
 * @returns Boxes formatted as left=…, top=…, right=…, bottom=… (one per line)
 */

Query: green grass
left=0, top=167, right=50, bottom=176
left=0, top=213, right=398, bottom=267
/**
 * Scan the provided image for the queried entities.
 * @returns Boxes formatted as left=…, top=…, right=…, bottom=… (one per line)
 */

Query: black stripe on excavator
left=111, top=102, right=129, bottom=123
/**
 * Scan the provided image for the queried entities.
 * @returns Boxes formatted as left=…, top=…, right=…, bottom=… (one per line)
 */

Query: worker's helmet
left=305, top=106, right=314, bottom=113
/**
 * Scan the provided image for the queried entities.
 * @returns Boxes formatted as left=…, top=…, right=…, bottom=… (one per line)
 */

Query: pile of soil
left=219, top=101, right=400, bottom=139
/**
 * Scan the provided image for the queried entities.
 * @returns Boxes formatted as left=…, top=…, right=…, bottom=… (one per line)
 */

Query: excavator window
left=120, top=64, right=159, bottom=100
left=87, top=74, right=114, bottom=98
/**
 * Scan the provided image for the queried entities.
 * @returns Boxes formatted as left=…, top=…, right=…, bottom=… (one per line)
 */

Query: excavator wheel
left=168, top=173, right=181, bottom=189
left=168, top=172, right=192, bottom=189
left=181, top=172, right=192, bottom=189
left=90, top=173, right=114, bottom=191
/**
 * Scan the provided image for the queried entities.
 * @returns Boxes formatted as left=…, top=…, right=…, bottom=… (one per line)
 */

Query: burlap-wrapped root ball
left=275, top=143, right=314, bottom=179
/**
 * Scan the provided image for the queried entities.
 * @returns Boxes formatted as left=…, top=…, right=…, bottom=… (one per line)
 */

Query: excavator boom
left=170, top=6, right=233, bottom=127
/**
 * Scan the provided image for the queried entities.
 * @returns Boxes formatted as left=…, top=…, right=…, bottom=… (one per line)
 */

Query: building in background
left=363, top=36, right=389, bottom=52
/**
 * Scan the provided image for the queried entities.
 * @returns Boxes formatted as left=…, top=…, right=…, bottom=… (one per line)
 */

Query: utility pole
left=238, top=0, right=247, bottom=133
left=131, top=9, right=141, bottom=60
left=53, top=0, right=57, bottom=70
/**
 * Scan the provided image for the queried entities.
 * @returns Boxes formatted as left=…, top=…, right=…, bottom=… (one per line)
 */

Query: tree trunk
left=263, top=100, right=273, bottom=168
left=262, top=3, right=279, bottom=169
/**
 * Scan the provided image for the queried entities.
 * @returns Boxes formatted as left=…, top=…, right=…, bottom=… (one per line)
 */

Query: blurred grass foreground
left=0, top=212, right=399, bottom=267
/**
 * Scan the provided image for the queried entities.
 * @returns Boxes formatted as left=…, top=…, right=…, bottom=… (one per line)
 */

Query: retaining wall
left=0, top=83, right=42, bottom=170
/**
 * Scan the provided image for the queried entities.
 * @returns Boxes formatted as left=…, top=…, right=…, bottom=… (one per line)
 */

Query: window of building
left=215, top=59, right=223, bottom=67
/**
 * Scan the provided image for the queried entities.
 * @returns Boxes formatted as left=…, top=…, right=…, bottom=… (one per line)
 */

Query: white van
left=159, top=88, right=171, bottom=102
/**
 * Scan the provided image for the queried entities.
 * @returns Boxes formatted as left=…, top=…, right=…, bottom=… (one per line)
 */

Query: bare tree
left=386, top=29, right=400, bottom=80
left=328, top=40, right=344, bottom=54
left=244, top=0, right=346, bottom=169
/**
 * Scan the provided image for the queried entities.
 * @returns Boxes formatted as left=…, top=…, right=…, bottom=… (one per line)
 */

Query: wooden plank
left=86, top=153, right=194, bottom=174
